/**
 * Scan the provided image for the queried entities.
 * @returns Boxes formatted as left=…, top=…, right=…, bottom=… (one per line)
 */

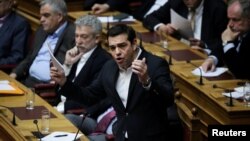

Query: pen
left=54, top=134, right=68, bottom=137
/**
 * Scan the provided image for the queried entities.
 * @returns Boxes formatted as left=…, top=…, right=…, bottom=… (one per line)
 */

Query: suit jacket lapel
left=53, top=22, right=68, bottom=55
left=126, top=51, right=146, bottom=111
left=0, top=12, right=13, bottom=34
left=74, top=46, right=100, bottom=83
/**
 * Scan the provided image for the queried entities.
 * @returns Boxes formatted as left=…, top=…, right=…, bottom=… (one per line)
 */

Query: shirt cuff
left=154, top=23, right=164, bottom=31
left=208, top=55, right=218, bottom=66
left=63, top=64, right=72, bottom=76
left=223, top=43, right=234, bottom=53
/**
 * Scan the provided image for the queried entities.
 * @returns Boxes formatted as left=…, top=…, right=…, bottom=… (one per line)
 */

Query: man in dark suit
left=9, top=0, right=75, bottom=87
left=51, top=24, right=174, bottom=141
left=0, top=0, right=30, bottom=65
left=202, top=0, right=250, bottom=80
left=90, top=0, right=168, bottom=21
left=143, top=0, right=228, bottom=54
left=55, top=15, right=111, bottom=114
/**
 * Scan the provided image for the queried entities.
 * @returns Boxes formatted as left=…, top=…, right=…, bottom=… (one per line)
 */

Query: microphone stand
left=212, top=84, right=234, bottom=107
left=137, top=32, right=143, bottom=48
left=73, top=112, right=89, bottom=141
left=166, top=48, right=173, bottom=65
left=187, top=60, right=204, bottom=85
left=33, top=119, right=42, bottom=141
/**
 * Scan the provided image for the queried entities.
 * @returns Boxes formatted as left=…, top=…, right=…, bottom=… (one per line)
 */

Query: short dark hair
left=107, top=24, right=136, bottom=44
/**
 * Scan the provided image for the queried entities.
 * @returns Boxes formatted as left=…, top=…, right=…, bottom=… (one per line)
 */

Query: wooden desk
left=171, top=64, right=250, bottom=141
left=0, top=71, right=89, bottom=141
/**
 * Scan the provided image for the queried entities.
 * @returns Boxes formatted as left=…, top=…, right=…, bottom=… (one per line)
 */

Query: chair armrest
left=39, top=92, right=57, bottom=98
left=65, top=108, right=87, bottom=115
left=0, top=64, right=17, bottom=74
left=0, top=64, right=17, bottom=69
left=34, top=83, right=56, bottom=90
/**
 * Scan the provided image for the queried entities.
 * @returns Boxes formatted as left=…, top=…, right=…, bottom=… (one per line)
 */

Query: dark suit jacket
left=59, top=45, right=111, bottom=107
left=83, top=0, right=107, bottom=10
left=12, top=22, right=75, bottom=81
left=61, top=49, right=174, bottom=141
left=143, top=0, right=228, bottom=51
left=0, top=11, right=30, bottom=65
left=108, top=0, right=156, bottom=21
left=213, top=32, right=250, bottom=80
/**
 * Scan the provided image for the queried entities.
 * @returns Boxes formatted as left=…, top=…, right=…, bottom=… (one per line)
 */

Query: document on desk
left=98, top=15, right=136, bottom=23
left=41, top=131, right=82, bottom=141
left=170, top=9, right=193, bottom=39
left=191, top=67, right=228, bottom=77
left=47, top=43, right=64, bottom=72
left=222, top=85, right=250, bottom=99
left=222, top=91, right=244, bottom=99
left=0, top=80, right=24, bottom=95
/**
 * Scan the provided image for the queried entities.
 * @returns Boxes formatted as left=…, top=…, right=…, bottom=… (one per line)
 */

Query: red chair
left=33, top=83, right=58, bottom=106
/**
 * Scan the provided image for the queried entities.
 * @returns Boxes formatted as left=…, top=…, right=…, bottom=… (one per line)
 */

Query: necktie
left=94, top=109, right=116, bottom=133
left=235, top=37, right=243, bottom=52
left=190, top=9, right=196, bottom=31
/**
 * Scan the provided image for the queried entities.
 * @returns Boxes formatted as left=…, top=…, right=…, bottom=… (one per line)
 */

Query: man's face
left=40, top=4, right=62, bottom=33
left=0, top=0, right=12, bottom=18
left=183, top=0, right=201, bottom=9
left=75, top=25, right=99, bottom=53
left=227, top=2, right=250, bottom=34
left=108, top=34, right=137, bottom=70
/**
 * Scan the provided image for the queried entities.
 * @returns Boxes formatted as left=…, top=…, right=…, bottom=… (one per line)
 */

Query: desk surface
left=0, top=71, right=89, bottom=141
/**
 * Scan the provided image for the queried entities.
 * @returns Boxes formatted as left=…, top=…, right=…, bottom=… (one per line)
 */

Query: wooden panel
left=0, top=115, right=26, bottom=141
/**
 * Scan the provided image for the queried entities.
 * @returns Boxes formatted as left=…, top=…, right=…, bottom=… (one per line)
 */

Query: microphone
left=0, top=105, right=17, bottom=126
left=73, top=112, right=89, bottom=141
left=107, top=16, right=110, bottom=31
left=165, top=48, right=173, bottom=65
left=186, top=60, right=204, bottom=85
left=33, top=119, right=42, bottom=141
left=212, top=84, right=234, bottom=107
left=137, top=32, right=143, bottom=48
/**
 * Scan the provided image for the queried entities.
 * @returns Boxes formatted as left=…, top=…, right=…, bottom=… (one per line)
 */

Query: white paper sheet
left=222, top=85, right=250, bottom=99
left=41, top=131, right=82, bottom=141
left=0, top=83, right=15, bottom=91
left=222, top=91, right=244, bottom=99
left=47, top=43, right=64, bottom=72
left=98, top=16, right=135, bottom=23
left=192, top=67, right=228, bottom=77
left=0, top=80, right=10, bottom=84
left=170, top=9, right=193, bottom=39
left=234, top=86, right=250, bottom=93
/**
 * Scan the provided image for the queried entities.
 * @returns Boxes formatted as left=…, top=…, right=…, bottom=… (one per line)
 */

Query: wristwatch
left=143, top=77, right=151, bottom=87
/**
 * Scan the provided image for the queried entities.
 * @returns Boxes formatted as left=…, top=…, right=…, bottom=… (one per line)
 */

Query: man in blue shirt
left=10, top=0, right=75, bottom=87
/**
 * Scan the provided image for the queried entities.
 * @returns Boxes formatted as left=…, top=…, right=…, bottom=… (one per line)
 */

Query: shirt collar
left=189, top=0, right=204, bottom=12
left=50, top=21, right=68, bottom=39
left=79, top=46, right=97, bottom=62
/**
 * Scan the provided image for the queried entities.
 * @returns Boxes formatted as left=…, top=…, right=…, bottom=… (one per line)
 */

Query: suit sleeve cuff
left=154, top=23, right=164, bottom=31
left=223, top=42, right=234, bottom=53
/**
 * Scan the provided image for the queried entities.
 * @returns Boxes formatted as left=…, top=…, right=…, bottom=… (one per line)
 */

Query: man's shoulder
left=64, top=21, right=76, bottom=33
left=8, top=11, right=30, bottom=26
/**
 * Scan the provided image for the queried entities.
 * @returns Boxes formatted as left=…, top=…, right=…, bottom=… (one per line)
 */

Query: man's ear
left=57, top=13, right=63, bottom=23
left=95, top=34, right=101, bottom=44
